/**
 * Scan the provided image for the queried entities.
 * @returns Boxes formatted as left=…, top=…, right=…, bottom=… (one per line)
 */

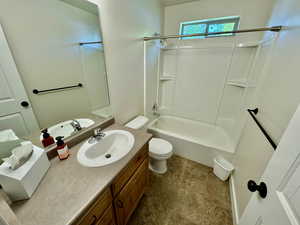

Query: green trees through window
left=180, top=16, right=240, bottom=39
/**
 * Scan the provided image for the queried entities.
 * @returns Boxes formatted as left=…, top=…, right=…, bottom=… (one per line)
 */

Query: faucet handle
left=152, top=103, right=160, bottom=116
left=94, top=128, right=102, bottom=136
left=152, top=103, right=158, bottom=111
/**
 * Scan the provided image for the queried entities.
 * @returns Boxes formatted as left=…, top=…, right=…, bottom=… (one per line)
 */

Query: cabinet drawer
left=96, top=205, right=115, bottom=225
left=77, top=188, right=112, bottom=225
left=111, top=143, right=148, bottom=197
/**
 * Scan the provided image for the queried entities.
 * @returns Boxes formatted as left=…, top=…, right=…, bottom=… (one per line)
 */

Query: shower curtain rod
left=79, top=41, right=103, bottom=46
left=143, top=26, right=282, bottom=41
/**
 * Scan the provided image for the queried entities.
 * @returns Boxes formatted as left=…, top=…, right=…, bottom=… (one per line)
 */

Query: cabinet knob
left=90, top=215, right=97, bottom=225
left=136, top=155, right=142, bottom=163
left=247, top=180, right=267, bottom=198
left=116, top=199, right=124, bottom=208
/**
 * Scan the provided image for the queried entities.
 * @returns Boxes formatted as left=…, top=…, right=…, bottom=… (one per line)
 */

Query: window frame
left=179, top=16, right=240, bottom=39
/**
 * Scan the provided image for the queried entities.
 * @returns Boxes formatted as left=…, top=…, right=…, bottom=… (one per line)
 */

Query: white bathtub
left=147, top=116, right=235, bottom=167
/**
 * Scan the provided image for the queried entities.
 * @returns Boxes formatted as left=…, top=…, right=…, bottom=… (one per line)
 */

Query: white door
left=240, top=105, right=300, bottom=225
left=0, top=24, right=39, bottom=137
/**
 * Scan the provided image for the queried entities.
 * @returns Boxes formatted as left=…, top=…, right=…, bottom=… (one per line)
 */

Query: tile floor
left=128, top=155, right=233, bottom=225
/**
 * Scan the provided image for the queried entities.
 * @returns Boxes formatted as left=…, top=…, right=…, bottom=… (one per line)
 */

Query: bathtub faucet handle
left=152, top=103, right=160, bottom=116
left=152, top=103, right=158, bottom=111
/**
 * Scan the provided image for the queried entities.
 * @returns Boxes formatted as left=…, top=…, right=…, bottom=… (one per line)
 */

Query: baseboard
left=229, top=176, right=239, bottom=225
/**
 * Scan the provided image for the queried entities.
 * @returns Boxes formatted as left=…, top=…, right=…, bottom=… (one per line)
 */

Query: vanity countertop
left=11, top=123, right=152, bottom=225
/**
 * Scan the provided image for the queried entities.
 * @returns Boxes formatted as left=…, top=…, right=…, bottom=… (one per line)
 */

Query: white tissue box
left=0, top=146, right=50, bottom=201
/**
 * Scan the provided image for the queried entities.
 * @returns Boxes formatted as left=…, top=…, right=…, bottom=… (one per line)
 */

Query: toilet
left=125, top=116, right=173, bottom=174
left=148, top=138, right=173, bottom=174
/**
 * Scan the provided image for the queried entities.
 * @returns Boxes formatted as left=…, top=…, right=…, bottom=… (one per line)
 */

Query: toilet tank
left=125, top=116, right=149, bottom=130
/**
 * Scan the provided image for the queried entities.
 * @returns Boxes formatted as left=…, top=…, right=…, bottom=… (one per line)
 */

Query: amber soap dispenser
left=41, top=129, right=55, bottom=147
left=55, top=136, right=70, bottom=160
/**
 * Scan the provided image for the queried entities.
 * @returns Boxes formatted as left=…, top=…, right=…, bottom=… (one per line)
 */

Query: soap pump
left=41, top=128, right=55, bottom=148
left=55, top=136, right=70, bottom=160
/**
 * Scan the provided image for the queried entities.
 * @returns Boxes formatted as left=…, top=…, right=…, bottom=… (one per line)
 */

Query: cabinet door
left=96, top=205, right=116, bottom=225
left=114, top=158, right=149, bottom=225
left=76, top=188, right=112, bottom=225
left=111, top=144, right=148, bottom=197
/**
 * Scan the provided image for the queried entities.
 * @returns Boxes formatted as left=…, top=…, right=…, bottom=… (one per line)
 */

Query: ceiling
left=60, top=0, right=98, bottom=15
left=61, top=0, right=199, bottom=13
left=61, top=0, right=199, bottom=12
left=161, top=0, right=200, bottom=6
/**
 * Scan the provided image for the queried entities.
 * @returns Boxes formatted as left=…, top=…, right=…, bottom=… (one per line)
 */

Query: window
left=179, top=16, right=240, bottom=39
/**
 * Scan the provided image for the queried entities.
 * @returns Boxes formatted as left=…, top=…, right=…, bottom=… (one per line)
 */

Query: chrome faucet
left=88, top=128, right=106, bottom=144
left=71, top=120, right=82, bottom=132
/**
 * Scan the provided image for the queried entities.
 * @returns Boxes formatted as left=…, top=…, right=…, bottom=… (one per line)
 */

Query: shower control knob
left=20, top=101, right=30, bottom=108
left=247, top=180, right=267, bottom=198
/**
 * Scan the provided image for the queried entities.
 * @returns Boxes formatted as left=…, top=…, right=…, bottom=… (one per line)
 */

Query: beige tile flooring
left=128, top=155, right=233, bottom=225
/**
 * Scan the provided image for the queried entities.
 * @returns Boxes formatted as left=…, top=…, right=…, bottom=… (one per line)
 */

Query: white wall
left=98, top=0, right=162, bottom=124
left=80, top=45, right=110, bottom=111
left=158, top=40, right=261, bottom=150
left=0, top=0, right=105, bottom=128
left=232, top=116, right=274, bottom=221
left=232, top=0, right=300, bottom=220
left=164, top=0, right=275, bottom=40
left=159, top=40, right=233, bottom=124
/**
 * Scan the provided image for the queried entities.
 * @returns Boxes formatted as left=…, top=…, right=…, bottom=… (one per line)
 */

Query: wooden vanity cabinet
left=75, top=143, right=149, bottom=225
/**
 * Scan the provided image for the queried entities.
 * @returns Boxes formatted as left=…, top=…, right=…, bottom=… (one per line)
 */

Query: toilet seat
left=149, top=138, right=173, bottom=158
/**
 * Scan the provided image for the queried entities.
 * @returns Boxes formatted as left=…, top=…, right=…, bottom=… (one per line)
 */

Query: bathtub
left=147, top=116, right=235, bottom=167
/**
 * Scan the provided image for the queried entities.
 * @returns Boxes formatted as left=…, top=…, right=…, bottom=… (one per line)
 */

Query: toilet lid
left=149, top=138, right=173, bottom=156
left=125, top=116, right=149, bottom=129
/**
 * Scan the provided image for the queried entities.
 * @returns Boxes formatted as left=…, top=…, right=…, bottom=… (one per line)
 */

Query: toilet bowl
left=149, top=138, right=173, bottom=174
left=125, top=116, right=173, bottom=174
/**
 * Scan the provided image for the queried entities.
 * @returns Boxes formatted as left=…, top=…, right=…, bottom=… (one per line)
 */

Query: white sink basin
left=77, top=130, right=135, bottom=167
left=40, top=119, right=95, bottom=140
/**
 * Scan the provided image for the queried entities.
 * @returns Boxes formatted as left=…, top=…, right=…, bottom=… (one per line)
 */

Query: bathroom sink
left=40, top=119, right=95, bottom=140
left=77, top=130, right=135, bottom=167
